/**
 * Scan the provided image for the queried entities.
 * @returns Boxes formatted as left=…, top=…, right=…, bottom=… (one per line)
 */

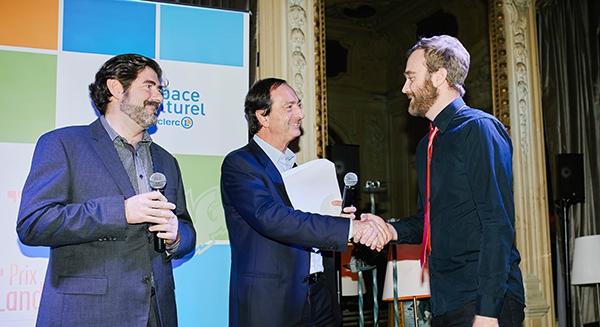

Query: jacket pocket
left=240, top=271, right=281, bottom=279
left=57, top=276, right=108, bottom=295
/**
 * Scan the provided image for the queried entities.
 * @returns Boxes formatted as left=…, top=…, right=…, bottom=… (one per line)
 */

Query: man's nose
left=295, top=105, right=305, bottom=119
left=401, top=80, right=409, bottom=94
left=152, top=89, right=164, bottom=102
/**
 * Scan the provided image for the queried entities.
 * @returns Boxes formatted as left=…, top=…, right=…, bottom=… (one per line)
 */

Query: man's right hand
left=124, top=191, right=176, bottom=225
left=351, top=214, right=397, bottom=251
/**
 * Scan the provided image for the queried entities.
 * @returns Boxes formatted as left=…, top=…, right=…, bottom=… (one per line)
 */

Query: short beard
left=408, top=77, right=438, bottom=118
left=120, top=93, right=159, bottom=129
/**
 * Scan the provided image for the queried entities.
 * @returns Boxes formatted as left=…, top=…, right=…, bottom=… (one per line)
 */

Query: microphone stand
left=363, top=181, right=385, bottom=327
left=559, top=197, right=573, bottom=327
left=345, top=180, right=386, bottom=327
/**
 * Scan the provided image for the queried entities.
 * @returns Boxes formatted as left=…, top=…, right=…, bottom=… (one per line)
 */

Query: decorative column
left=490, top=1, right=556, bottom=326
left=257, top=0, right=328, bottom=163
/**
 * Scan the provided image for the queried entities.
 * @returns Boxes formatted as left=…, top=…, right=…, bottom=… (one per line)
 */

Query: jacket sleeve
left=168, top=157, right=196, bottom=259
left=221, top=151, right=350, bottom=251
left=17, top=131, right=128, bottom=247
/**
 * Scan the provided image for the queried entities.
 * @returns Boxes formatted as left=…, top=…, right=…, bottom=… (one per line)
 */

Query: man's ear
left=257, top=109, right=268, bottom=127
left=432, top=68, right=448, bottom=88
left=106, top=79, right=124, bottom=100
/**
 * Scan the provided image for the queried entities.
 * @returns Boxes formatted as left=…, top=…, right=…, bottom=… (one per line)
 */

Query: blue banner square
left=160, top=5, right=244, bottom=67
left=63, top=0, right=156, bottom=57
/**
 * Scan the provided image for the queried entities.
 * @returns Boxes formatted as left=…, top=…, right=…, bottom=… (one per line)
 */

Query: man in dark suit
left=221, top=78, right=391, bottom=327
left=17, top=54, right=196, bottom=327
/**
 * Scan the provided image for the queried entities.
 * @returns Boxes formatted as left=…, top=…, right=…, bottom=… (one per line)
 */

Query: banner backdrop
left=0, top=0, right=249, bottom=325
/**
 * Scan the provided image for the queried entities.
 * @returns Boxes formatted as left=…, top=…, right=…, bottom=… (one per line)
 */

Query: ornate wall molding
left=313, top=0, right=328, bottom=158
left=490, top=0, right=511, bottom=131
left=505, top=1, right=532, bottom=157
left=490, top=1, right=556, bottom=326
left=273, top=0, right=327, bottom=160
left=256, top=0, right=321, bottom=163
left=289, top=2, right=308, bottom=101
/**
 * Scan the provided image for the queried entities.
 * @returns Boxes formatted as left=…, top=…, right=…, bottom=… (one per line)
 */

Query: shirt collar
left=253, top=134, right=296, bottom=173
left=100, top=115, right=153, bottom=145
left=432, top=97, right=467, bottom=133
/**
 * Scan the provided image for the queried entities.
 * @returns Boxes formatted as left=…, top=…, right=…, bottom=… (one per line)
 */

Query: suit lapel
left=248, top=139, right=293, bottom=207
left=89, top=118, right=136, bottom=198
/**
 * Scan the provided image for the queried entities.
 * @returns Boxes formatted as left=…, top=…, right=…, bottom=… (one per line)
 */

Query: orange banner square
left=0, top=0, right=59, bottom=50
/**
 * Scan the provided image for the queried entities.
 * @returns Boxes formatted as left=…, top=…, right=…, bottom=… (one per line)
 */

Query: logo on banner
left=158, top=88, right=204, bottom=130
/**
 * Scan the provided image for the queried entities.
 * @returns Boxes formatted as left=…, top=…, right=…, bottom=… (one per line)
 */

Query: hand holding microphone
left=123, top=173, right=175, bottom=251
left=341, top=172, right=358, bottom=216
left=149, top=172, right=168, bottom=253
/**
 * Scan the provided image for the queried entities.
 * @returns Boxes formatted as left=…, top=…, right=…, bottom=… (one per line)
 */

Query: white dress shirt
left=253, top=135, right=325, bottom=274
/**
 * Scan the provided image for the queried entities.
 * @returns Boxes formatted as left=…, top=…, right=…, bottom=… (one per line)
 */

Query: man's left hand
left=148, top=213, right=180, bottom=244
left=331, top=199, right=356, bottom=219
left=472, top=315, right=499, bottom=327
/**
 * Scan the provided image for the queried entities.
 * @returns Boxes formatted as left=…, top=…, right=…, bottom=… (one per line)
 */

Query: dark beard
left=408, top=77, right=438, bottom=118
left=120, top=93, right=159, bottom=129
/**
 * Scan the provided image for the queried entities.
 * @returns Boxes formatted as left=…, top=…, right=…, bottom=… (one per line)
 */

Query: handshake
left=351, top=213, right=398, bottom=252
left=333, top=200, right=397, bottom=252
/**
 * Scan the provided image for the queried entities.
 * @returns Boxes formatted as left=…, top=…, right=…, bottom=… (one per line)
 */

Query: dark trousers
left=148, top=289, right=161, bottom=327
left=300, top=277, right=339, bottom=327
left=432, top=295, right=524, bottom=327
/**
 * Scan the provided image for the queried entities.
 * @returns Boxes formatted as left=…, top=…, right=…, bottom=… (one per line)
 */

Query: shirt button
left=148, top=235, right=153, bottom=243
left=141, top=276, right=151, bottom=284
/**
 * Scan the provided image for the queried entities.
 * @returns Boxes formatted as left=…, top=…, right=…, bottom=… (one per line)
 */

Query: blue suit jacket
left=17, top=118, right=196, bottom=327
left=221, top=139, right=350, bottom=327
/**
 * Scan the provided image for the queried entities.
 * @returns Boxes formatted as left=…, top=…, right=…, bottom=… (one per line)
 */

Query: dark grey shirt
left=100, top=116, right=179, bottom=255
left=100, top=116, right=153, bottom=194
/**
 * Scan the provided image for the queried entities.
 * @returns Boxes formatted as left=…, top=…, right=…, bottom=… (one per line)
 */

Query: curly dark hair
left=244, top=78, right=287, bottom=136
left=88, top=54, right=163, bottom=115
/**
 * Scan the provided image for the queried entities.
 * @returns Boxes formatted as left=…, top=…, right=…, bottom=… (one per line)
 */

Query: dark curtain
left=538, top=0, right=600, bottom=325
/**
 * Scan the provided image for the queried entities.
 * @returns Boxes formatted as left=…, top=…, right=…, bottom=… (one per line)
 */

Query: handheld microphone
left=149, top=172, right=167, bottom=253
left=341, top=172, right=358, bottom=215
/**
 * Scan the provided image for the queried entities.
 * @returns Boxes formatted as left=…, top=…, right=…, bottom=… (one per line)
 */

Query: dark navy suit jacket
left=17, top=118, right=196, bottom=327
left=221, top=139, right=350, bottom=327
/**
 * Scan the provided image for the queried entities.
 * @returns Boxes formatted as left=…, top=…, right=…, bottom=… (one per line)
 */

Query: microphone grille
left=149, top=172, right=167, bottom=190
left=343, top=172, right=358, bottom=187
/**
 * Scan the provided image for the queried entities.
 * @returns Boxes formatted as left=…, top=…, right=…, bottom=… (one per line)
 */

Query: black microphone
left=341, top=172, right=358, bottom=215
left=149, top=172, right=167, bottom=253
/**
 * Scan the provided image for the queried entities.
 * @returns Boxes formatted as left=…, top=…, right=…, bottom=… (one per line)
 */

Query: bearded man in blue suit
left=221, top=78, right=392, bottom=327
left=17, top=54, right=196, bottom=327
